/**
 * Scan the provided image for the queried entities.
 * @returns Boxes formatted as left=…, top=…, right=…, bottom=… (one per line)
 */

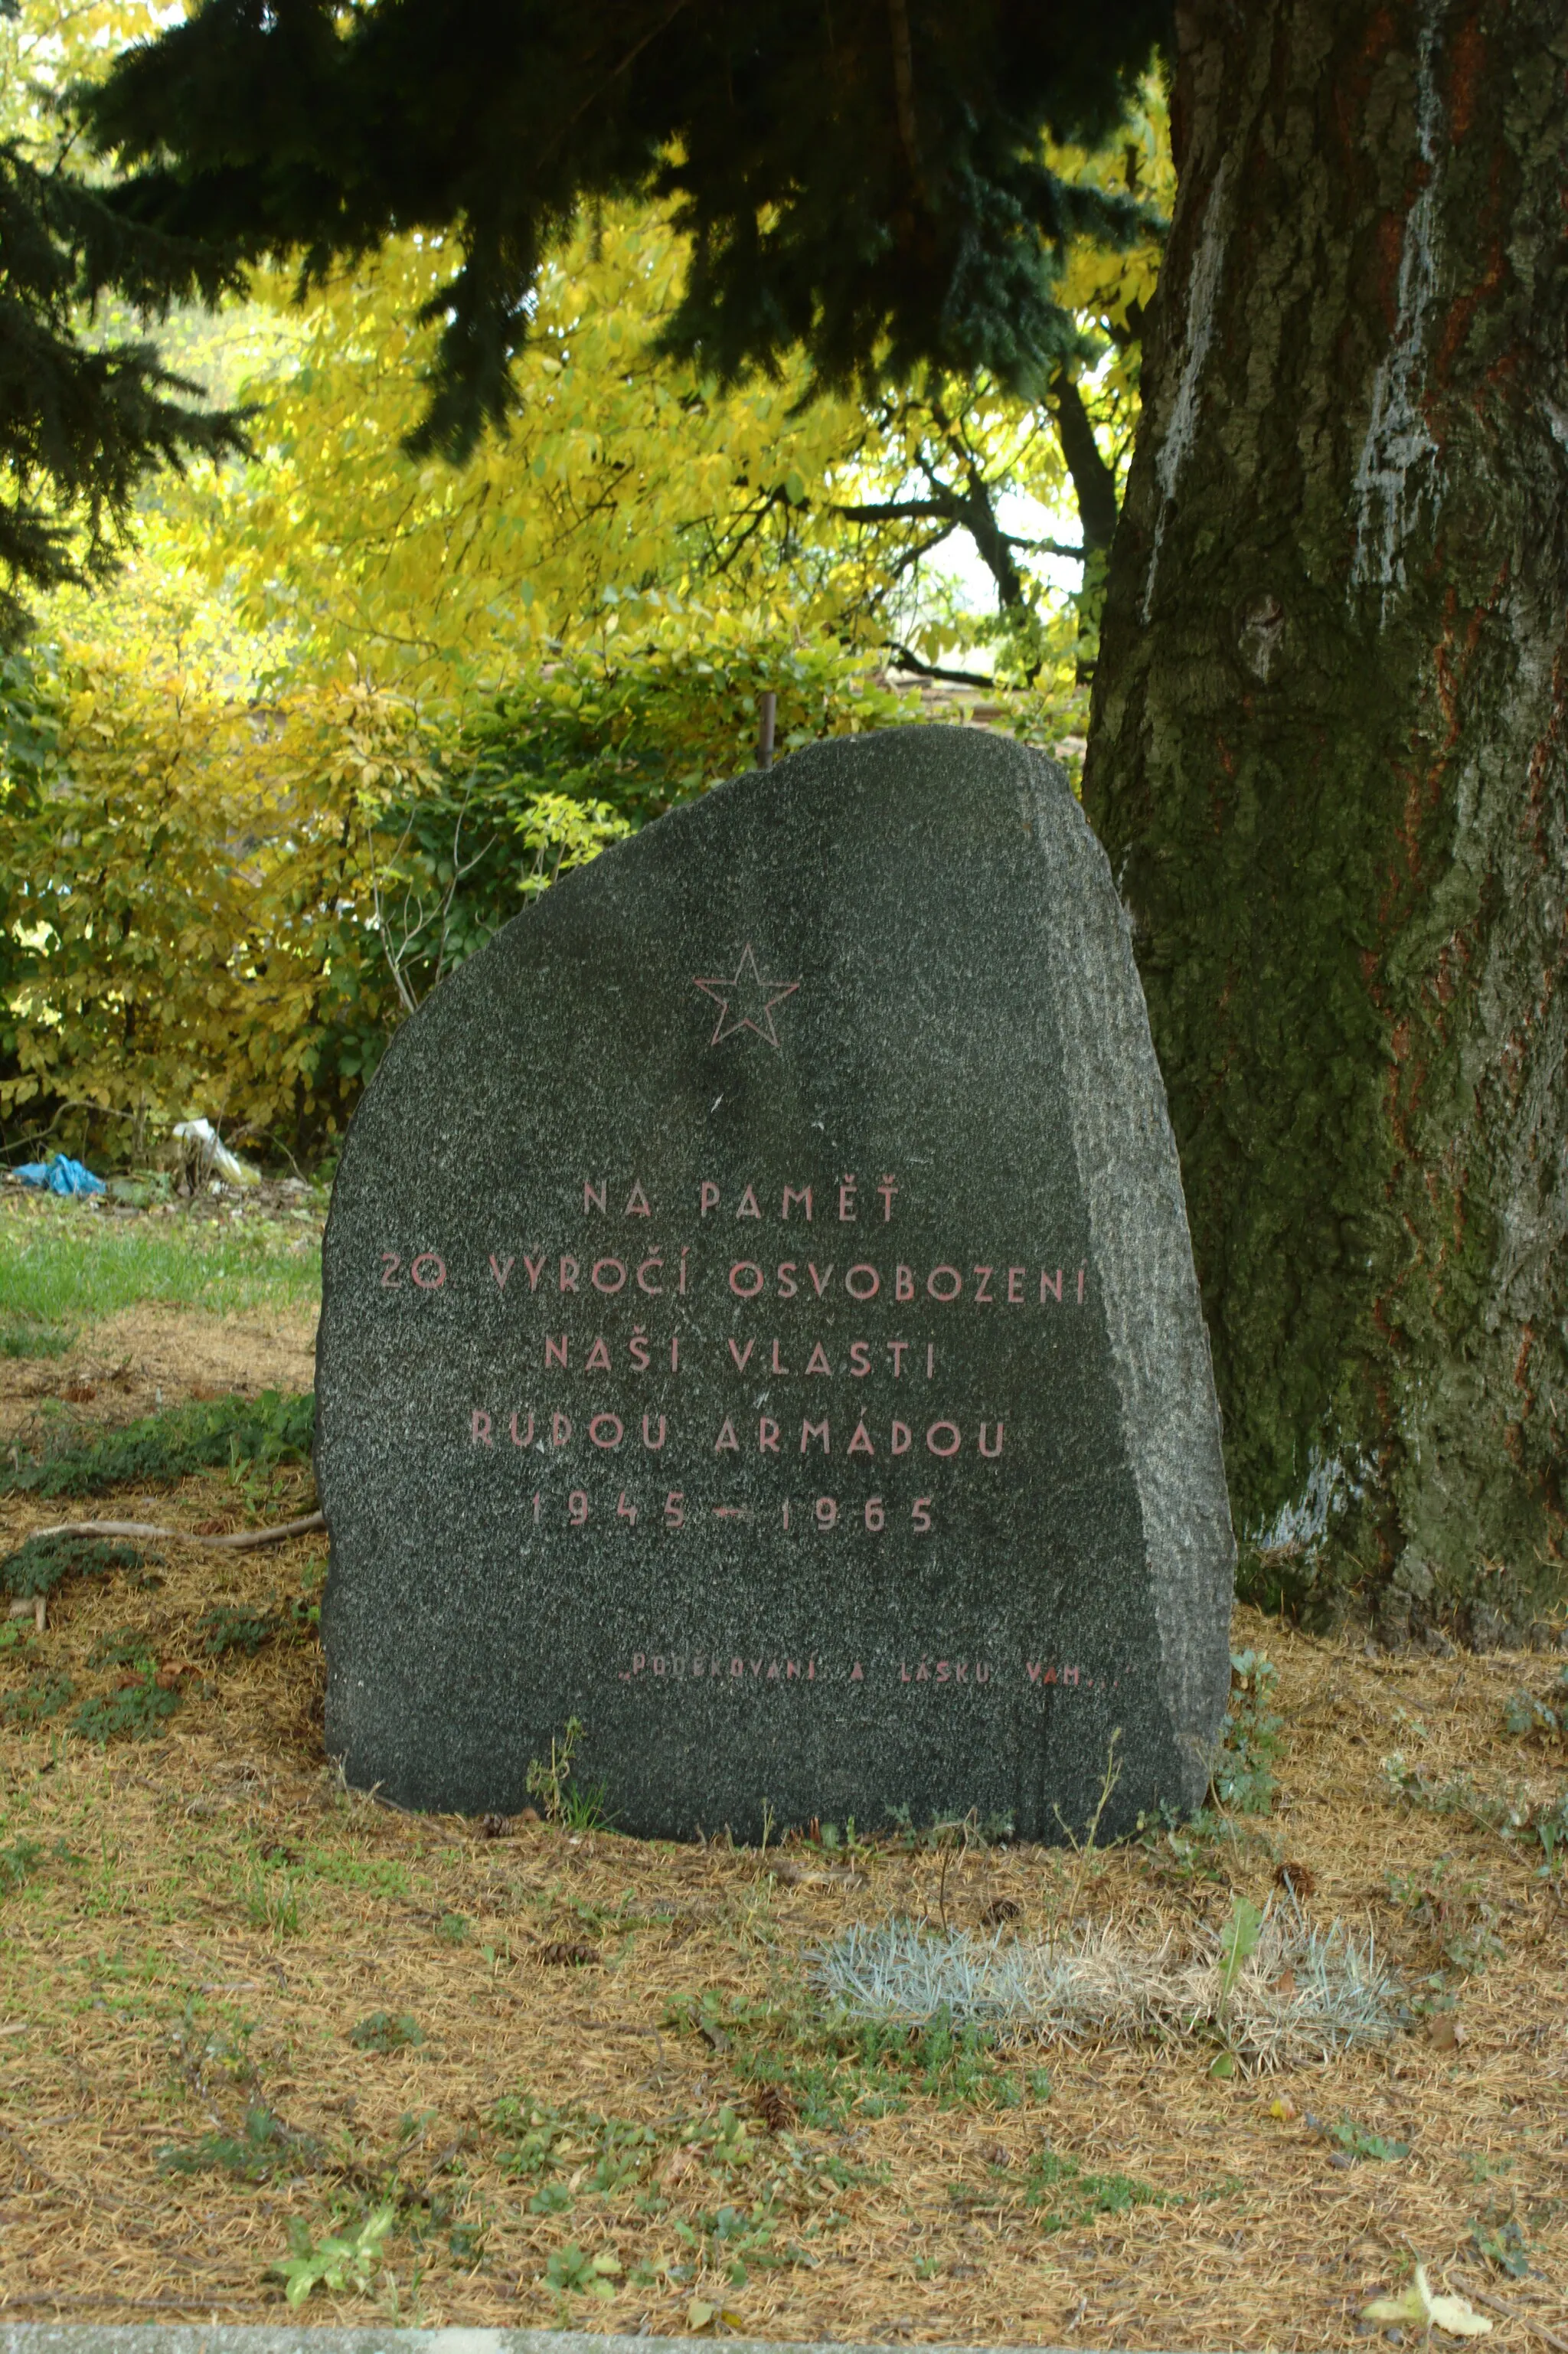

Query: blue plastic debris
left=12, top=1155, right=106, bottom=1197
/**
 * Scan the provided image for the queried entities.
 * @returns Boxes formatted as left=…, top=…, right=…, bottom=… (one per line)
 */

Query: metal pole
left=757, top=690, right=776, bottom=770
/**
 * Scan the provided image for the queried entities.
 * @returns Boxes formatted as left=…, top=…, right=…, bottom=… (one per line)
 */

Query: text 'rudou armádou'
left=316, top=727, right=1235, bottom=1839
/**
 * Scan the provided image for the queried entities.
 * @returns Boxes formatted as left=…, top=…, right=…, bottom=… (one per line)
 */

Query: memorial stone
left=316, top=727, right=1235, bottom=1841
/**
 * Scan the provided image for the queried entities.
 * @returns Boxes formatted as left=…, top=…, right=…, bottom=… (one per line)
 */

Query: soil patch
left=0, top=1304, right=317, bottom=1451
left=0, top=1508, right=1564, bottom=2347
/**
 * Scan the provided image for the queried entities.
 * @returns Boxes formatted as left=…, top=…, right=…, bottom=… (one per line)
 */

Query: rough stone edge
left=1024, top=751, right=1236, bottom=1799
left=0, top=2330, right=1234, bottom=2354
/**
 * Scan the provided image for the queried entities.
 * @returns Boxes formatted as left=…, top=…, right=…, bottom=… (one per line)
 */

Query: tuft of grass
left=3, top=1388, right=314, bottom=1498
left=0, top=1194, right=321, bottom=1331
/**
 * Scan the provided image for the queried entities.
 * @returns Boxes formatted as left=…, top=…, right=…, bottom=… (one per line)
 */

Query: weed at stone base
left=198, top=1601, right=302, bottom=1658
left=1210, top=1649, right=1286, bottom=1813
left=524, top=1713, right=614, bottom=1830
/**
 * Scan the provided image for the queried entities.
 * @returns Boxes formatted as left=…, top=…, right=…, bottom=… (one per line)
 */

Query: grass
left=0, top=1191, right=322, bottom=1345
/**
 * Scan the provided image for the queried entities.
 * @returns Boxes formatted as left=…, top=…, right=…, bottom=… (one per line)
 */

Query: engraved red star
left=692, top=943, right=800, bottom=1048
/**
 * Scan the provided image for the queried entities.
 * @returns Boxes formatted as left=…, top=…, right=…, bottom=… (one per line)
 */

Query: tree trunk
left=1081, top=0, right=1568, bottom=1643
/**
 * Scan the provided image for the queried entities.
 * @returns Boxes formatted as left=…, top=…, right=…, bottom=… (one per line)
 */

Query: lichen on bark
left=1082, top=0, right=1568, bottom=1640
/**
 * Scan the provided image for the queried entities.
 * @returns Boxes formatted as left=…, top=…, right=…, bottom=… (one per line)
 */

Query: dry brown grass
left=2, top=1471, right=1565, bottom=2348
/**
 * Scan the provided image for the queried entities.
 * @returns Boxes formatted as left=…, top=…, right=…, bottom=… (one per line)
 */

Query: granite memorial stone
left=316, top=726, right=1235, bottom=1840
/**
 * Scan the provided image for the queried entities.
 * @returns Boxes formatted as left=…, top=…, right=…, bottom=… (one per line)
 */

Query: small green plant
left=526, top=1715, right=584, bottom=1824
left=1386, top=1860, right=1504, bottom=1978
left=1311, top=2112, right=1410, bottom=2163
left=198, top=1603, right=286, bottom=1658
left=348, top=2010, right=423, bottom=2054
left=159, top=2103, right=321, bottom=2182
left=88, top=1630, right=156, bottom=1670
left=1025, top=2146, right=1169, bottom=2231
left=1208, top=1893, right=1266, bottom=2076
left=436, top=1911, right=469, bottom=1944
left=0, top=1837, right=44, bottom=1895
left=1503, top=1681, right=1565, bottom=1742
left=70, top=1676, right=182, bottom=1743
left=269, top=2205, right=396, bottom=2307
left=1211, top=1651, right=1285, bottom=1813
left=1470, top=2218, right=1530, bottom=2278
left=0, top=1672, right=75, bottom=1728
left=544, top=2242, right=622, bottom=2300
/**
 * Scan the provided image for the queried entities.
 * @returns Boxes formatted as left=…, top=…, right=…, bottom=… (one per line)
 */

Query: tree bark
left=1082, top=0, right=1568, bottom=1640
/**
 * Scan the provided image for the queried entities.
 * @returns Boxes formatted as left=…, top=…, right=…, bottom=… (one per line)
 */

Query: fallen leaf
left=1268, top=2095, right=1298, bottom=2121
left=1428, top=2014, right=1465, bottom=2051
left=1274, top=1968, right=1297, bottom=1996
left=1364, top=2266, right=1492, bottom=2339
left=979, top=1896, right=1022, bottom=1925
left=661, top=2148, right=699, bottom=2187
left=687, top=2298, right=716, bottom=2331
left=58, top=1383, right=96, bottom=1404
left=516, top=1806, right=541, bottom=1825
left=1275, top=1860, right=1316, bottom=1896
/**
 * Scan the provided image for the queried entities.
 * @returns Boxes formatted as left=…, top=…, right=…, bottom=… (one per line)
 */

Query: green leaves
left=1217, top=1897, right=1265, bottom=2010
left=544, top=2242, right=622, bottom=2300
left=269, top=2205, right=395, bottom=2308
